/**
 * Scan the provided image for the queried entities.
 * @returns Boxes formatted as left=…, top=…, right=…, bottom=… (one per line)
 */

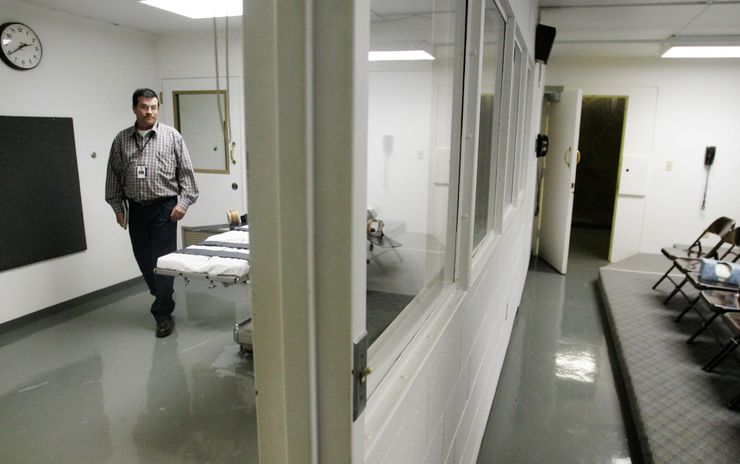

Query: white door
left=539, top=89, right=582, bottom=274
left=159, top=77, right=247, bottom=238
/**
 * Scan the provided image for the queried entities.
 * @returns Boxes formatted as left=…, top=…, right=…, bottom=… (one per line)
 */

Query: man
left=105, top=88, right=198, bottom=338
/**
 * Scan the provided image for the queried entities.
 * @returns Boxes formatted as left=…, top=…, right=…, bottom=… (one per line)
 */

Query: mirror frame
left=172, top=89, right=230, bottom=174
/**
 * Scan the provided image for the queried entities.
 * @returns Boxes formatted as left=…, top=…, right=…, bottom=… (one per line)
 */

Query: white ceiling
left=14, top=0, right=216, bottom=34
left=540, top=0, right=740, bottom=60
left=10, top=0, right=740, bottom=60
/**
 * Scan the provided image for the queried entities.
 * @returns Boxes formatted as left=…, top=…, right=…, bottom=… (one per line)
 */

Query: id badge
left=137, top=165, right=147, bottom=179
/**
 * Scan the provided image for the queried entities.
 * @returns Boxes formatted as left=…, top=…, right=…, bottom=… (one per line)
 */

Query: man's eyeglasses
left=137, top=104, right=159, bottom=112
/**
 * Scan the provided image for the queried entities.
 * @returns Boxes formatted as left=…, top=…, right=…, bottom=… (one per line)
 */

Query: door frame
left=573, top=94, right=629, bottom=258
left=559, top=85, right=658, bottom=263
left=578, top=86, right=658, bottom=263
left=244, top=1, right=368, bottom=462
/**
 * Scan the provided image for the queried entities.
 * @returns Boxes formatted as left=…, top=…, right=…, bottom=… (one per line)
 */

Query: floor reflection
left=0, top=355, right=112, bottom=463
left=555, top=340, right=598, bottom=384
left=476, top=227, right=633, bottom=464
left=0, top=278, right=257, bottom=464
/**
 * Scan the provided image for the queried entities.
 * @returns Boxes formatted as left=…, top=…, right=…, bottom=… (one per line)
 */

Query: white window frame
left=365, top=0, right=469, bottom=397
left=510, top=34, right=530, bottom=206
left=505, top=41, right=523, bottom=208
left=518, top=58, right=536, bottom=204
left=491, top=7, right=517, bottom=233
left=470, top=0, right=510, bottom=262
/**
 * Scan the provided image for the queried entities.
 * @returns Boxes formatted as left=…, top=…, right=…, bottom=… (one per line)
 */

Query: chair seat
left=701, top=290, right=740, bottom=312
left=687, top=272, right=740, bottom=294
left=674, top=257, right=703, bottom=274
left=684, top=288, right=740, bottom=345
left=653, top=218, right=737, bottom=293
left=662, top=246, right=703, bottom=261
left=724, top=312, right=740, bottom=334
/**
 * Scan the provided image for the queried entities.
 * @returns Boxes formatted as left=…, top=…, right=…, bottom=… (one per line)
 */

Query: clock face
left=1, top=22, right=43, bottom=70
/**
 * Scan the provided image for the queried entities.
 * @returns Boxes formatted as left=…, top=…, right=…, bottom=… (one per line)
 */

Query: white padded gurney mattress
left=156, top=230, right=250, bottom=279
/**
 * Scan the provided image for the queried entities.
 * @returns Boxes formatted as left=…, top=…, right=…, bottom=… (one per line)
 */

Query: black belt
left=127, top=196, right=176, bottom=206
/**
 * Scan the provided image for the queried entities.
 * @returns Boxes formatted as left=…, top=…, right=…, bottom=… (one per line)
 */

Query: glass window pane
left=518, top=64, right=533, bottom=197
left=367, top=0, right=462, bottom=347
left=473, top=2, right=506, bottom=249
left=506, top=45, right=523, bottom=206
left=174, top=90, right=229, bottom=173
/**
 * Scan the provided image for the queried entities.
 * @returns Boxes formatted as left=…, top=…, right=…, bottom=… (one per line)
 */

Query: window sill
left=364, top=283, right=466, bottom=454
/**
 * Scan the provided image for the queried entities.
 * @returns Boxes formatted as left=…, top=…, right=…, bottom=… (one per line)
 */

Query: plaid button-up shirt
left=105, top=122, right=198, bottom=214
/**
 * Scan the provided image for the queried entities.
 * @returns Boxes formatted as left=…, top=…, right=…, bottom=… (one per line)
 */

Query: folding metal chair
left=653, top=216, right=735, bottom=290
left=661, top=228, right=740, bottom=305
left=696, top=311, right=740, bottom=410
left=702, top=312, right=740, bottom=372
left=679, top=286, right=740, bottom=345
left=727, top=387, right=740, bottom=410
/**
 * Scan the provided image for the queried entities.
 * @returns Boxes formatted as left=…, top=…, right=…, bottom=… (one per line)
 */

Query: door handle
left=229, top=141, right=237, bottom=165
left=564, top=148, right=581, bottom=167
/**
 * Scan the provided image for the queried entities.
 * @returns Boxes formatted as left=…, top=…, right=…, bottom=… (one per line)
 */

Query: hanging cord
left=213, top=17, right=236, bottom=164
left=702, top=164, right=711, bottom=210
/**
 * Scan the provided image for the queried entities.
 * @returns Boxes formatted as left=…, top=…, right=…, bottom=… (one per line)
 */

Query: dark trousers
left=127, top=197, right=177, bottom=322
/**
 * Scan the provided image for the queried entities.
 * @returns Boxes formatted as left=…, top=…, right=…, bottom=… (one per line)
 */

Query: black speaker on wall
left=535, top=24, right=557, bottom=64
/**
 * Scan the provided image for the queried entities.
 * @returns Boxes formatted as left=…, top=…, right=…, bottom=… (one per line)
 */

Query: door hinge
left=353, top=333, right=370, bottom=421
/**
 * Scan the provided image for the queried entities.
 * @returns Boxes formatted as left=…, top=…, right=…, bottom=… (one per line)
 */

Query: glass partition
left=366, top=0, right=463, bottom=358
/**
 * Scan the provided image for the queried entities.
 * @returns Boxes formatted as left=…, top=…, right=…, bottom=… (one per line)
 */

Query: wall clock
left=1, top=22, right=43, bottom=70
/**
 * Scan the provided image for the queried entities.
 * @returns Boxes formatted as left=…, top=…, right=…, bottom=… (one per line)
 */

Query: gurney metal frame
left=154, top=231, right=253, bottom=354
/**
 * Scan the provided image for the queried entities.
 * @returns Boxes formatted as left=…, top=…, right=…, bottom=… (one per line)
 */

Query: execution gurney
left=153, top=208, right=401, bottom=355
left=154, top=227, right=253, bottom=354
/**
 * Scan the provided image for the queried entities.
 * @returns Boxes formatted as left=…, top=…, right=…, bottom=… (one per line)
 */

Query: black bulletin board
left=0, top=116, right=87, bottom=272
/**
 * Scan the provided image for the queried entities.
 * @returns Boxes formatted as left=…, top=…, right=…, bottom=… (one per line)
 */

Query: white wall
left=156, top=26, right=248, bottom=229
left=156, top=24, right=243, bottom=79
left=0, top=0, right=157, bottom=324
left=547, top=59, right=740, bottom=260
left=368, top=65, right=432, bottom=234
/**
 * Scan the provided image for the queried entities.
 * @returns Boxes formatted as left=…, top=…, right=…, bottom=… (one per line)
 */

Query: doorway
left=571, top=96, right=626, bottom=259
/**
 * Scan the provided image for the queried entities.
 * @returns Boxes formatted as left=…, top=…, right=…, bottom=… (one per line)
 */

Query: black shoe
left=156, top=318, right=175, bottom=338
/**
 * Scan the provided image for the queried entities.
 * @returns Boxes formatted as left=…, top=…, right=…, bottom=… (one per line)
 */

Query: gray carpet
left=599, top=254, right=740, bottom=464
left=366, top=290, right=414, bottom=345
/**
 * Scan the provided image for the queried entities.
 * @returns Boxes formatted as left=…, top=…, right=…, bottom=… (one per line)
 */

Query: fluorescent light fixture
left=662, top=46, right=740, bottom=58
left=368, top=50, right=435, bottom=62
left=139, top=0, right=242, bottom=19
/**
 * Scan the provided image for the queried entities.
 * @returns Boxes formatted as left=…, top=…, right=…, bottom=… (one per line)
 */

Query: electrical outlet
left=665, top=160, right=673, bottom=171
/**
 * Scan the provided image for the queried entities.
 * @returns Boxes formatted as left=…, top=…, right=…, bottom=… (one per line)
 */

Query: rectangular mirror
left=173, top=90, right=229, bottom=174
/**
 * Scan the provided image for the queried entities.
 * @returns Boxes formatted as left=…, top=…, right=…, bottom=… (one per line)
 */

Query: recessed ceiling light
left=662, top=46, right=740, bottom=58
left=368, top=50, right=435, bottom=62
left=139, top=0, right=242, bottom=19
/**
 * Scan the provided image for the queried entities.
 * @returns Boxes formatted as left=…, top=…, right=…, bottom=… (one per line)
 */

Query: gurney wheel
left=239, top=345, right=253, bottom=356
